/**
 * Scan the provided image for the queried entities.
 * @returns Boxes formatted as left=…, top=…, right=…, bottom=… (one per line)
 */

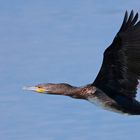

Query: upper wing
left=92, top=10, right=140, bottom=98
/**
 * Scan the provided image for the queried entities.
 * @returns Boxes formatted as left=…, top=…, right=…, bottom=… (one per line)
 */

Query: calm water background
left=0, top=0, right=140, bottom=140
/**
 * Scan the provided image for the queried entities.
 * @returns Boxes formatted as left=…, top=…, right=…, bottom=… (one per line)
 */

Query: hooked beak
left=23, top=86, right=46, bottom=93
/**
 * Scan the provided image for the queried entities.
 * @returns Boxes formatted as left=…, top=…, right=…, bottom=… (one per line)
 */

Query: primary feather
left=93, top=10, right=140, bottom=98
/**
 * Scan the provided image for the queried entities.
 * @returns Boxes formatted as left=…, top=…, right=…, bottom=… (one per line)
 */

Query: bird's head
left=23, top=83, right=62, bottom=94
left=23, top=83, right=49, bottom=93
left=23, top=83, right=75, bottom=95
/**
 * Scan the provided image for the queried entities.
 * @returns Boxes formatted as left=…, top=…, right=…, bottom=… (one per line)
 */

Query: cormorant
left=23, top=10, right=140, bottom=115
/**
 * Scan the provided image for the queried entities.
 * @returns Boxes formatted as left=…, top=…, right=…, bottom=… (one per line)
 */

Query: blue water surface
left=0, top=0, right=140, bottom=140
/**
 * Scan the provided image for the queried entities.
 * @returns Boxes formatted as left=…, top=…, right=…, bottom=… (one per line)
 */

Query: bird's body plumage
left=24, top=10, right=140, bottom=115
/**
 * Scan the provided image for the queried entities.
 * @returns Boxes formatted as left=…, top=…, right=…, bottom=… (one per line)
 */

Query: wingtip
left=124, top=10, right=128, bottom=21
left=135, top=12, right=139, bottom=19
left=125, top=10, right=128, bottom=16
left=131, top=10, right=134, bottom=14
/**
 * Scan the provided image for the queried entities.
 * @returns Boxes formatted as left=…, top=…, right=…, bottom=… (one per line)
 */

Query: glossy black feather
left=93, top=10, right=140, bottom=98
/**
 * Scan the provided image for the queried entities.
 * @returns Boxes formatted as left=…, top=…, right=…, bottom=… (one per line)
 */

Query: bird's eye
left=35, top=85, right=41, bottom=88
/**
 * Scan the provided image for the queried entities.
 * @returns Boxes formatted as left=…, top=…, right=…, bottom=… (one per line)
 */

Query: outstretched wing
left=93, top=10, right=140, bottom=98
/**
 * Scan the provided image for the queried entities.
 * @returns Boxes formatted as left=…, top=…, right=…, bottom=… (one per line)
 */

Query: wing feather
left=93, top=10, right=140, bottom=98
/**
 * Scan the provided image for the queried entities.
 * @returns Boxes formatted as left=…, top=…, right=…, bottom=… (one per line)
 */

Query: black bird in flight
left=24, top=10, right=140, bottom=115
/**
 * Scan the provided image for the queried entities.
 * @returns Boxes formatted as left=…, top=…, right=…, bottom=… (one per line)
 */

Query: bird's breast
left=86, top=88, right=129, bottom=115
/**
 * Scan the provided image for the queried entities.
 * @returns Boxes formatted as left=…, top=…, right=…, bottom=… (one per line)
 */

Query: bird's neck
left=46, top=83, right=92, bottom=99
